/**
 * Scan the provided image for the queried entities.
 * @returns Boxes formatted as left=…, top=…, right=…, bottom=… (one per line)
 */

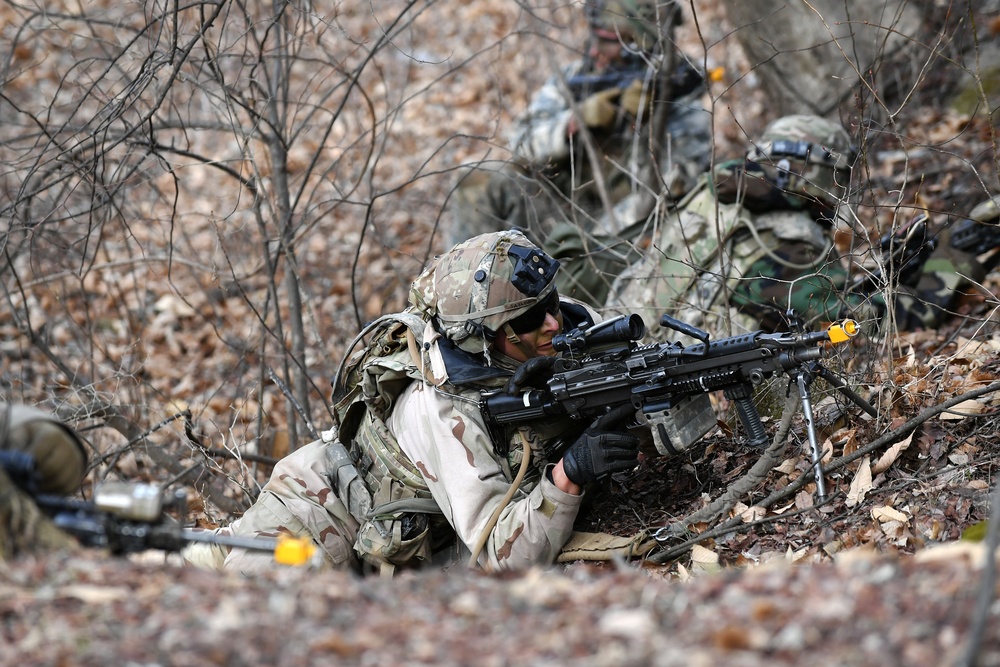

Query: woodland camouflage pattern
left=605, top=138, right=988, bottom=338
left=739, top=114, right=856, bottom=212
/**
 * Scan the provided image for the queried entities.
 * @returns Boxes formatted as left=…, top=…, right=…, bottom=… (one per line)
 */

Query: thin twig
left=267, top=366, right=320, bottom=441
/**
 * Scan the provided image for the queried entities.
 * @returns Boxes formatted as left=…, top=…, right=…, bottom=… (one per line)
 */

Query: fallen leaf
left=691, top=544, right=719, bottom=565
left=775, top=458, right=799, bottom=474
left=846, top=456, right=873, bottom=508
left=939, top=399, right=984, bottom=421
left=871, top=506, right=909, bottom=523
left=739, top=504, right=767, bottom=523
left=59, top=585, right=131, bottom=604
left=872, top=432, right=914, bottom=475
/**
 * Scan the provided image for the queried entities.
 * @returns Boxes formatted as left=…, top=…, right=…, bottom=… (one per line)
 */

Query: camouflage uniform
left=0, top=404, right=88, bottom=559
left=194, top=232, right=610, bottom=576
left=604, top=115, right=987, bottom=339
left=448, top=0, right=711, bottom=307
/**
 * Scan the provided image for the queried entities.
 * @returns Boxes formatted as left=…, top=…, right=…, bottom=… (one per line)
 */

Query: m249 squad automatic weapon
left=483, top=311, right=878, bottom=499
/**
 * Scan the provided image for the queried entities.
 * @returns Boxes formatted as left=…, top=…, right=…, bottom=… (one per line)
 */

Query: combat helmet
left=409, top=230, right=560, bottom=354
left=584, top=0, right=679, bottom=52
left=745, top=114, right=856, bottom=214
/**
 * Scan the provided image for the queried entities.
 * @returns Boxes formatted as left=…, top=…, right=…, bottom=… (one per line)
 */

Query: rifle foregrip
left=734, top=398, right=769, bottom=448
left=725, top=384, right=769, bottom=448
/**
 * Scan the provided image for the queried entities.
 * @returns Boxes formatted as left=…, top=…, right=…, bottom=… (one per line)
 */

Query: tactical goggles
left=507, top=289, right=561, bottom=334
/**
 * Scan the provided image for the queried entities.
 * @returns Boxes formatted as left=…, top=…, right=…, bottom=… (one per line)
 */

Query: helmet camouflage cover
left=585, top=0, right=680, bottom=52
left=409, top=230, right=560, bottom=354
left=744, top=114, right=856, bottom=212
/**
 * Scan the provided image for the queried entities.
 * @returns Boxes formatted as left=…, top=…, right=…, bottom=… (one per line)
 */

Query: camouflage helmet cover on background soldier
left=409, top=230, right=560, bottom=354
left=742, top=114, right=857, bottom=214
left=584, top=0, right=680, bottom=52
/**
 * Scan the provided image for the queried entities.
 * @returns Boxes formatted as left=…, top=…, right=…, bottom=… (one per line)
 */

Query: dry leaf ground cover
left=4, top=1, right=1000, bottom=665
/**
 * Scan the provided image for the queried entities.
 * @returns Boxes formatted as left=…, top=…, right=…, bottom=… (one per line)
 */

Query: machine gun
left=483, top=312, right=877, bottom=499
left=566, top=54, right=704, bottom=103
left=0, top=451, right=316, bottom=566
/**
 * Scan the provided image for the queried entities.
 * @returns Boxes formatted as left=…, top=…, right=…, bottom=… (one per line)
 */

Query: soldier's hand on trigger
left=576, top=87, right=621, bottom=130
left=0, top=404, right=88, bottom=496
left=561, top=404, right=640, bottom=486
left=504, top=356, right=557, bottom=395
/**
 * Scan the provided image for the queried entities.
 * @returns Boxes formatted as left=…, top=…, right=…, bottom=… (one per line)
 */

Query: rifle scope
left=552, top=314, right=645, bottom=354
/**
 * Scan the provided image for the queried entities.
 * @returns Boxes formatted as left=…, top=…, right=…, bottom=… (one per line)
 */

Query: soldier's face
left=495, top=310, right=564, bottom=362
left=589, top=29, right=627, bottom=71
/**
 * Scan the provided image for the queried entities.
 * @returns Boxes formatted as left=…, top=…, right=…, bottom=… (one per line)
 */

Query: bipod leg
left=812, top=363, right=878, bottom=418
left=794, top=369, right=827, bottom=501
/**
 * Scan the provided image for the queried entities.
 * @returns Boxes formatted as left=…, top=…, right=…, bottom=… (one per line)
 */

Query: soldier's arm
left=507, top=63, right=586, bottom=164
left=389, top=382, right=583, bottom=571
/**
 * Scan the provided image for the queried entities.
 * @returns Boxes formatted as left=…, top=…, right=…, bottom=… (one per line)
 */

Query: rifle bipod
left=790, top=361, right=878, bottom=501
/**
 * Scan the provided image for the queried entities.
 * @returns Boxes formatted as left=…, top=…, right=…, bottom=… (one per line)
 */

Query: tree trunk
left=722, top=0, right=923, bottom=118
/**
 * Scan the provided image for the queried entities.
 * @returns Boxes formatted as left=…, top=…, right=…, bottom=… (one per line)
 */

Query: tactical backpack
left=325, top=310, right=451, bottom=575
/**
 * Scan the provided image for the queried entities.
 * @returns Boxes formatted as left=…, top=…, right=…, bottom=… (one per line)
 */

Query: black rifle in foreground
left=0, top=452, right=315, bottom=566
left=483, top=312, right=877, bottom=500
left=566, top=55, right=704, bottom=102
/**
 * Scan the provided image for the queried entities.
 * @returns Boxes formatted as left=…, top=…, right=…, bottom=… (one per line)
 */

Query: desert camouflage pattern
left=385, top=379, right=585, bottom=571
left=409, top=230, right=556, bottom=354
left=192, top=249, right=590, bottom=576
left=446, top=54, right=711, bottom=265
left=190, top=352, right=585, bottom=575
left=204, top=440, right=362, bottom=575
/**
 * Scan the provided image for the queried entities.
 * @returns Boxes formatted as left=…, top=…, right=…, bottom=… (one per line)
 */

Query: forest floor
left=5, top=1, right=1000, bottom=665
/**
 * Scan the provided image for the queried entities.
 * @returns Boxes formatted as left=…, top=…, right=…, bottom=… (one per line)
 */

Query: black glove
left=561, top=404, right=640, bottom=486
left=504, top=356, right=557, bottom=395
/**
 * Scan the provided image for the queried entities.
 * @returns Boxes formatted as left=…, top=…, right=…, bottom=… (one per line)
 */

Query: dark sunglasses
left=507, top=290, right=561, bottom=334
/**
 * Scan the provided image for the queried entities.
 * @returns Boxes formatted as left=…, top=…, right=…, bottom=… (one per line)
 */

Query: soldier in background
left=604, top=114, right=988, bottom=339
left=447, top=0, right=711, bottom=307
